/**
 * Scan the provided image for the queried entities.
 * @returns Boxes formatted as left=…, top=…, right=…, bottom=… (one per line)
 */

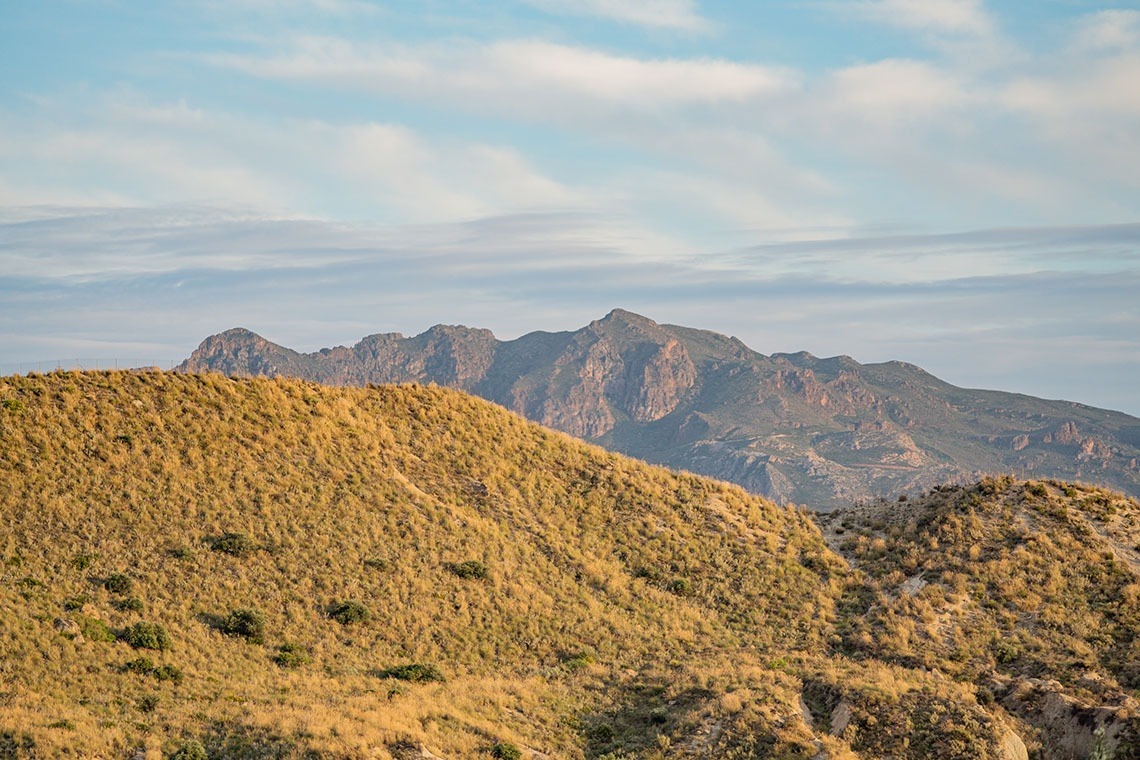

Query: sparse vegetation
left=103, top=572, right=133, bottom=594
left=490, top=740, right=522, bottom=759
left=1, top=371, right=1137, bottom=758
left=327, top=600, right=370, bottom=625
left=377, top=663, right=446, bottom=683
left=209, top=532, right=256, bottom=557
left=119, top=621, right=172, bottom=651
left=218, top=608, right=266, bottom=644
left=271, top=642, right=310, bottom=668
left=447, top=559, right=489, bottom=580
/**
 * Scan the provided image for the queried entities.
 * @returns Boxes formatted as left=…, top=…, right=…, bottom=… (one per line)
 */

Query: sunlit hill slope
left=0, top=371, right=1137, bottom=758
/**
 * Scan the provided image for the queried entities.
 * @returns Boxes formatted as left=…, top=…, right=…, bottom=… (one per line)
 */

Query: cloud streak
left=523, top=0, right=711, bottom=32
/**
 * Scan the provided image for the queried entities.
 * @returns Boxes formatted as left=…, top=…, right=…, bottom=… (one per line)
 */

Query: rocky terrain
left=178, top=309, right=1140, bottom=509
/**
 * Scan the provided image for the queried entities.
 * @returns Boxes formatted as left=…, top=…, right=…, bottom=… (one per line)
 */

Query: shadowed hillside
left=0, top=371, right=1136, bottom=758
left=177, top=309, right=1140, bottom=510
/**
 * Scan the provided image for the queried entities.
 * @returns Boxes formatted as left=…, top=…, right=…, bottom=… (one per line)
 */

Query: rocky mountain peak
left=177, top=310, right=1140, bottom=508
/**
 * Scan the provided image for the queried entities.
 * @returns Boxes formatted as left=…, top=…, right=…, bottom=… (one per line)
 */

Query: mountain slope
left=818, top=478, right=1140, bottom=758
left=3, top=371, right=1139, bottom=757
left=178, top=310, right=1140, bottom=509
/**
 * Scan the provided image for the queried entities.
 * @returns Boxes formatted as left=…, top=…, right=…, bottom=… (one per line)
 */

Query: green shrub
left=77, top=615, right=116, bottom=643
left=363, top=556, right=390, bottom=571
left=123, top=657, right=183, bottom=684
left=153, top=664, right=185, bottom=684
left=490, top=741, right=522, bottom=759
left=120, top=621, right=172, bottom=651
left=103, top=573, right=133, bottom=595
left=169, top=545, right=194, bottom=560
left=219, top=608, right=266, bottom=644
left=63, top=595, right=90, bottom=611
left=448, top=560, right=489, bottom=581
left=667, top=577, right=691, bottom=595
left=377, top=663, right=445, bottom=683
left=209, top=532, right=256, bottom=556
left=70, top=553, right=97, bottom=571
left=272, top=642, right=311, bottom=668
left=137, top=694, right=159, bottom=713
left=113, top=596, right=144, bottom=612
left=124, top=656, right=157, bottom=674
left=328, top=600, right=370, bottom=625
left=561, top=649, right=596, bottom=671
left=170, top=740, right=208, bottom=760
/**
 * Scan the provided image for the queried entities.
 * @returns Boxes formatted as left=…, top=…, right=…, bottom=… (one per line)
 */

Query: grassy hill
left=0, top=371, right=1136, bottom=758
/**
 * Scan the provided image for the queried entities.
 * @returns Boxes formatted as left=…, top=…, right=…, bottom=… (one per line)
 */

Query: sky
left=1, top=0, right=1139, bottom=416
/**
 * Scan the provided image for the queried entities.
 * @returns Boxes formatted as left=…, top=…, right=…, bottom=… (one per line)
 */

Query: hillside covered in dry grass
left=0, top=371, right=1137, bottom=758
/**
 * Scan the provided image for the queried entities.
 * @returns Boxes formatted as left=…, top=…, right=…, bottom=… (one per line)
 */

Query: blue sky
left=2, top=0, right=1139, bottom=415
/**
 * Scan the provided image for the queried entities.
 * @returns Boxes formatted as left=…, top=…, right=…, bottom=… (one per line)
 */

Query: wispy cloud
left=209, top=36, right=796, bottom=111
left=842, top=0, right=994, bottom=37
left=522, top=0, right=712, bottom=32
left=1072, top=9, right=1140, bottom=52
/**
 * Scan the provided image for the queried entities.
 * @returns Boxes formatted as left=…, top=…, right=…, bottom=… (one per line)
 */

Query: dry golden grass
left=0, top=371, right=843, bottom=757
left=3, top=371, right=1125, bottom=758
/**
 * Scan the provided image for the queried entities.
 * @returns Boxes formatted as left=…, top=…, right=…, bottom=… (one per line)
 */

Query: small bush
left=272, top=642, right=311, bottom=668
left=103, top=573, right=133, bottom=595
left=328, top=600, right=370, bottom=625
left=209, top=532, right=256, bottom=557
left=153, top=664, right=184, bottom=684
left=219, top=608, right=266, bottom=644
left=71, top=553, right=97, bottom=571
left=124, top=657, right=157, bottom=674
left=120, top=621, right=172, bottom=651
left=169, top=545, right=194, bottom=560
left=137, top=694, right=159, bottom=713
left=448, top=560, right=489, bottom=581
left=63, top=595, right=90, bottom=611
left=78, top=616, right=116, bottom=643
left=561, top=649, right=596, bottom=671
left=123, top=657, right=183, bottom=684
left=490, top=741, right=522, bottom=760
left=377, top=663, right=445, bottom=683
left=363, top=557, right=390, bottom=571
left=170, top=740, right=208, bottom=760
left=667, top=577, right=691, bottom=595
left=113, top=597, right=144, bottom=613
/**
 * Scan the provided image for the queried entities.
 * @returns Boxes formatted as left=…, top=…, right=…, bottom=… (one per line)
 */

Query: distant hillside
left=178, top=309, right=1140, bottom=509
left=1, top=371, right=1137, bottom=758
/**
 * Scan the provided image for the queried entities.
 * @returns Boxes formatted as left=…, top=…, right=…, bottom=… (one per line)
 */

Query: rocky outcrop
left=1003, top=679, right=1137, bottom=759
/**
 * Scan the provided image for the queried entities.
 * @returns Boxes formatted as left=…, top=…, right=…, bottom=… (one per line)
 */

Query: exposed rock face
left=622, top=338, right=696, bottom=422
left=998, top=729, right=1028, bottom=760
left=178, top=309, right=1140, bottom=509
left=1003, top=679, right=1137, bottom=760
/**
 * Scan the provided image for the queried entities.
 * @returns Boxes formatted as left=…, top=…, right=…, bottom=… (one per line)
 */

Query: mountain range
left=177, top=309, right=1140, bottom=509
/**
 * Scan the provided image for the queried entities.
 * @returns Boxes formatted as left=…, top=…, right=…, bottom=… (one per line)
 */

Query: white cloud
left=211, top=36, right=797, bottom=112
left=845, top=0, right=992, bottom=36
left=824, top=58, right=970, bottom=124
left=0, top=93, right=591, bottom=225
left=1073, top=10, right=1140, bottom=53
left=522, top=0, right=711, bottom=32
left=1005, top=54, right=1140, bottom=119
